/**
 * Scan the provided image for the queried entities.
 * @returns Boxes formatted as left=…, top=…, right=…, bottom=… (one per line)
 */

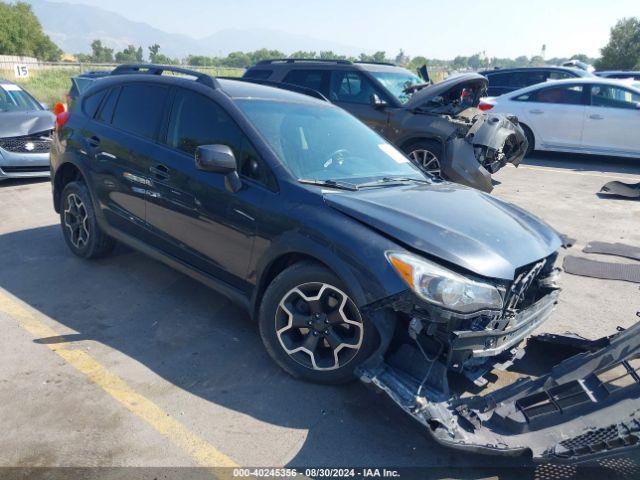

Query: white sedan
left=479, top=78, right=640, bottom=158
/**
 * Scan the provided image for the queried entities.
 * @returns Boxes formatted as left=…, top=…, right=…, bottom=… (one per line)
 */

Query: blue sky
left=64, top=0, right=639, bottom=58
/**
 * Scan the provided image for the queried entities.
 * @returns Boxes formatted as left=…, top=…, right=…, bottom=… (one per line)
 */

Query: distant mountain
left=27, top=0, right=363, bottom=58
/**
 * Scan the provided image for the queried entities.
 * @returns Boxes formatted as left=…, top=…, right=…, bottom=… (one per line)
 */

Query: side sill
left=107, top=227, right=252, bottom=314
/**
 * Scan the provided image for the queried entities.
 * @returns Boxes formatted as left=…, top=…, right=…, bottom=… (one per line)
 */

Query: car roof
left=480, top=66, right=591, bottom=76
left=218, top=78, right=328, bottom=104
left=0, top=78, right=18, bottom=86
left=248, top=59, right=407, bottom=72
left=596, top=70, right=640, bottom=76
left=81, top=72, right=330, bottom=107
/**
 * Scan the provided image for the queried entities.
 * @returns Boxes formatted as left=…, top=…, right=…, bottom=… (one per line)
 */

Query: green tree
left=289, top=50, right=317, bottom=59
left=115, top=44, right=141, bottom=63
left=148, top=44, right=160, bottom=62
left=90, top=39, right=114, bottom=62
left=0, top=1, right=61, bottom=60
left=596, top=17, right=640, bottom=70
left=147, top=44, right=177, bottom=64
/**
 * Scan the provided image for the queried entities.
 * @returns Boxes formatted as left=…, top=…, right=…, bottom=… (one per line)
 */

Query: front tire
left=258, top=262, right=377, bottom=384
left=521, top=124, right=535, bottom=157
left=60, top=181, right=115, bottom=259
left=405, top=139, right=443, bottom=178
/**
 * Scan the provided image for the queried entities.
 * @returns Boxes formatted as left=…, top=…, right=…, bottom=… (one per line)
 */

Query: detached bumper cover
left=441, top=113, right=528, bottom=193
left=363, top=319, right=640, bottom=463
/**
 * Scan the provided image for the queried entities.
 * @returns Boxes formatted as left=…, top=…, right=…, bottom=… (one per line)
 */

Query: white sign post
left=14, top=64, right=29, bottom=78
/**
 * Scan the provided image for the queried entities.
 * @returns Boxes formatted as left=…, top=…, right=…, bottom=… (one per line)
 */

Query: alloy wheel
left=275, top=283, right=364, bottom=371
left=63, top=193, right=90, bottom=249
left=409, top=149, right=442, bottom=177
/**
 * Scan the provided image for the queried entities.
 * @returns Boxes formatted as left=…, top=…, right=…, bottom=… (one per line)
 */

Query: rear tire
left=404, top=139, right=443, bottom=178
left=60, top=181, right=115, bottom=259
left=258, top=261, right=377, bottom=384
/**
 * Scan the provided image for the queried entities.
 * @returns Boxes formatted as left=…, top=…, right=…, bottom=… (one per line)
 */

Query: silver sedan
left=0, top=80, right=55, bottom=181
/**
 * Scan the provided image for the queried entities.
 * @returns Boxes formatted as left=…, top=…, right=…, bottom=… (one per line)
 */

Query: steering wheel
left=324, top=149, right=350, bottom=168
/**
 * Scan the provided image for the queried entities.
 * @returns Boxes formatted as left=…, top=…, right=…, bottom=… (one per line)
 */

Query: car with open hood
left=0, top=79, right=55, bottom=181
left=51, top=64, right=640, bottom=464
left=243, top=59, right=528, bottom=193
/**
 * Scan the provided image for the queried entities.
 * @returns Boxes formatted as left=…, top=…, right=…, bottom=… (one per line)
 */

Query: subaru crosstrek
left=50, top=64, right=640, bottom=463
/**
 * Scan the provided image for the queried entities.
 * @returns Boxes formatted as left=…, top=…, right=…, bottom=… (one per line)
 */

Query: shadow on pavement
left=1, top=224, right=638, bottom=477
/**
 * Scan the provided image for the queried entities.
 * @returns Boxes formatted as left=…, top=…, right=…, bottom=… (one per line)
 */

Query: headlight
left=386, top=252, right=503, bottom=313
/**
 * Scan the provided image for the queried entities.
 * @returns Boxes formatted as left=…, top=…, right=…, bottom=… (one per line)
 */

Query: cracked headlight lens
left=387, top=252, right=503, bottom=313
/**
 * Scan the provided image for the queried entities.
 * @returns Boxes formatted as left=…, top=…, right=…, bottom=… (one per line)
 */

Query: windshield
left=0, top=84, right=42, bottom=112
left=236, top=99, right=425, bottom=184
left=368, top=70, right=424, bottom=104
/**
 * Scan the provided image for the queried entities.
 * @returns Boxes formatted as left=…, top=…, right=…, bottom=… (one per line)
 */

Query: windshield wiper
left=356, top=177, right=431, bottom=189
left=298, top=179, right=359, bottom=191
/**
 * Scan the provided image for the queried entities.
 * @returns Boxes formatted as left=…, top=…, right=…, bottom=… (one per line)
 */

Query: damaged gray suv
left=53, top=65, right=640, bottom=464
left=243, top=59, right=527, bottom=192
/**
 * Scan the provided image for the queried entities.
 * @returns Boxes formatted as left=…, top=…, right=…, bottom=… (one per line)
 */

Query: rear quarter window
left=82, top=89, right=107, bottom=117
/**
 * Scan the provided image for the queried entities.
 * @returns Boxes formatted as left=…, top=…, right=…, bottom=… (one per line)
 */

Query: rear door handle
left=589, top=114, right=604, bottom=120
left=149, top=164, right=170, bottom=180
left=529, top=109, right=544, bottom=114
left=88, top=135, right=101, bottom=147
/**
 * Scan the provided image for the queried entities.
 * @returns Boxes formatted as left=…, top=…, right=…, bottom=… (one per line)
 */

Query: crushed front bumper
left=0, top=148, right=50, bottom=180
left=451, top=291, right=558, bottom=359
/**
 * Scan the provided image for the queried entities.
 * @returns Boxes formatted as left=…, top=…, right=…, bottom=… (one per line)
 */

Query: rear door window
left=590, top=84, right=640, bottom=109
left=111, top=84, right=169, bottom=139
left=329, top=71, right=383, bottom=104
left=515, top=84, right=585, bottom=105
left=548, top=70, right=575, bottom=80
left=282, top=69, right=330, bottom=96
left=511, top=71, right=547, bottom=88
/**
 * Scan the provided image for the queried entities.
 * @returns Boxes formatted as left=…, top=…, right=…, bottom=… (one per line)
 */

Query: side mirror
left=371, top=93, right=387, bottom=109
left=195, top=144, right=241, bottom=192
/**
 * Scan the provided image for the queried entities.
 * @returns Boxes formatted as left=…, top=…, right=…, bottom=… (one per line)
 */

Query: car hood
left=404, top=72, right=488, bottom=110
left=324, top=182, right=561, bottom=280
left=0, top=110, right=55, bottom=138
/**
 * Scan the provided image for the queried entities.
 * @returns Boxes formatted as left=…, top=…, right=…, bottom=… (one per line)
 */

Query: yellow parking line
left=517, top=165, right=635, bottom=180
left=0, top=289, right=239, bottom=469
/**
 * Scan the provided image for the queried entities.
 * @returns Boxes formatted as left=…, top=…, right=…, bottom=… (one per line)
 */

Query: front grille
left=1, top=165, right=49, bottom=173
left=504, top=253, right=557, bottom=312
left=0, top=130, right=52, bottom=154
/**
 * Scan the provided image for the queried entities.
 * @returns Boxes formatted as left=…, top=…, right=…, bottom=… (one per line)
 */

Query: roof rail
left=220, top=77, right=329, bottom=102
left=353, top=60, right=397, bottom=67
left=111, top=63, right=220, bottom=89
left=256, top=58, right=353, bottom=65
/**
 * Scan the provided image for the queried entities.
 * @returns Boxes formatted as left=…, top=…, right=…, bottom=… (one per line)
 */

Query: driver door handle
left=589, top=114, right=604, bottom=120
left=149, top=164, right=170, bottom=180
left=529, top=109, right=544, bottom=114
